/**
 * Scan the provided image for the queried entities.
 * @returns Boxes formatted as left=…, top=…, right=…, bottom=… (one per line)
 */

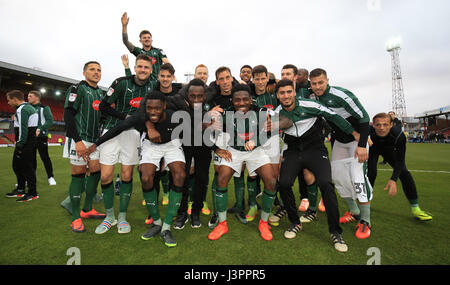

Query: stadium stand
left=0, top=136, right=10, bottom=145
left=41, top=97, right=65, bottom=121
left=0, top=90, right=15, bottom=115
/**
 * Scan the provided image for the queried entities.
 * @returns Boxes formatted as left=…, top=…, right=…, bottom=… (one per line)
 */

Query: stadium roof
left=415, top=105, right=450, bottom=119
left=0, top=60, right=79, bottom=85
left=0, top=61, right=106, bottom=99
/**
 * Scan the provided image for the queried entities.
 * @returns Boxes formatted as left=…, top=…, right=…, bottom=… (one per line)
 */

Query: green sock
left=216, top=187, right=228, bottom=222
left=261, top=188, right=276, bottom=221
left=119, top=180, right=133, bottom=213
left=409, top=199, right=419, bottom=209
left=142, top=188, right=160, bottom=221
left=343, top=197, right=360, bottom=216
left=82, top=171, right=100, bottom=212
left=101, top=182, right=115, bottom=211
left=82, top=176, right=87, bottom=194
left=161, top=171, right=170, bottom=194
left=247, top=177, right=257, bottom=208
left=164, top=189, right=182, bottom=225
left=359, top=203, right=371, bottom=225
left=211, top=173, right=218, bottom=214
left=234, top=176, right=245, bottom=211
left=306, top=183, right=318, bottom=211
left=69, top=175, right=85, bottom=221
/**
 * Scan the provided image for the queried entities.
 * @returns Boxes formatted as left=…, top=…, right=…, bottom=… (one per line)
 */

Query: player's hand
left=35, top=129, right=41, bottom=137
left=121, top=54, right=129, bottom=69
left=206, top=110, right=222, bottom=131
left=75, top=141, right=87, bottom=161
left=215, top=149, right=232, bottom=162
left=384, top=179, right=397, bottom=197
left=148, top=128, right=162, bottom=143
left=264, top=112, right=273, bottom=132
left=244, top=140, right=256, bottom=151
left=121, top=12, right=129, bottom=26
left=354, top=146, right=368, bottom=163
left=211, top=105, right=223, bottom=113
left=83, top=144, right=97, bottom=162
left=352, top=131, right=360, bottom=142
left=368, top=137, right=373, bottom=147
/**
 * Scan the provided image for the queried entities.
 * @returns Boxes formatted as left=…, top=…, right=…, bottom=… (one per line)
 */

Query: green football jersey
left=296, top=87, right=314, bottom=99
left=253, top=92, right=279, bottom=110
left=316, top=85, right=369, bottom=123
left=102, top=75, right=157, bottom=130
left=64, top=80, right=103, bottom=143
left=132, top=46, right=167, bottom=81
left=221, top=105, right=271, bottom=151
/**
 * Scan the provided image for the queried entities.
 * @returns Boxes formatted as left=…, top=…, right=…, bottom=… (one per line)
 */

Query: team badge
left=107, top=87, right=114, bottom=96
left=68, top=93, right=77, bottom=102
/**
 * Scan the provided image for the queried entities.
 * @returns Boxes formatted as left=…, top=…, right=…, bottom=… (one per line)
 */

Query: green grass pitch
left=0, top=143, right=449, bottom=265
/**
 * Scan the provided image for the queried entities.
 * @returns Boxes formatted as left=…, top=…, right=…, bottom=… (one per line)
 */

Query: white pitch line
left=378, top=169, right=450, bottom=174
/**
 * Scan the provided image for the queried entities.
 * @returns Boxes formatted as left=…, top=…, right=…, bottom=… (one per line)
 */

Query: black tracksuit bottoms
left=33, top=136, right=54, bottom=179
left=13, top=140, right=37, bottom=196
left=177, top=146, right=212, bottom=216
left=278, top=144, right=342, bottom=234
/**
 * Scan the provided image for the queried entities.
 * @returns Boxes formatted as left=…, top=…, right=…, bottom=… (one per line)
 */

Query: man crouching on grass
left=367, top=112, right=432, bottom=221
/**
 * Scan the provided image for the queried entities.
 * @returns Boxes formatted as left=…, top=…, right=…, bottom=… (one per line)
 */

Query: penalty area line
left=378, top=169, right=450, bottom=174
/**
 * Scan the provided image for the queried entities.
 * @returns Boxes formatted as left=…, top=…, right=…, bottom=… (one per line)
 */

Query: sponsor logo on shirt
left=129, top=97, right=143, bottom=108
left=264, top=104, right=274, bottom=110
left=145, top=56, right=156, bottom=65
left=92, top=100, right=100, bottom=111
left=237, top=132, right=255, bottom=140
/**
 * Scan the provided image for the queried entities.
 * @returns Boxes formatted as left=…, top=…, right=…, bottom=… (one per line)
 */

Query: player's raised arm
left=121, top=12, right=135, bottom=52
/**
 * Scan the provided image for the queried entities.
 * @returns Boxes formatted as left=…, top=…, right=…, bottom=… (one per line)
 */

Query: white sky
left=1, top=0, right=450, bottom=118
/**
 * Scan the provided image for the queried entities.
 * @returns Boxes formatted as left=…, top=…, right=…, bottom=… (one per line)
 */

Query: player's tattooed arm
left=121, top=12, right=135, bottom=52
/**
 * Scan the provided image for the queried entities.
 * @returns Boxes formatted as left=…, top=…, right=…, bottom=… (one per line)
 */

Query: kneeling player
left=209, top=84, right=279, bottom=241
left=368, top=113, right=432, bottom=221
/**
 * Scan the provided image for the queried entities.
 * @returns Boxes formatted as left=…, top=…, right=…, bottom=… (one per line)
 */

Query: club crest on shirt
left=107, top=87, right=115, bottom=97
left=69, top=93, right=77, bottom=102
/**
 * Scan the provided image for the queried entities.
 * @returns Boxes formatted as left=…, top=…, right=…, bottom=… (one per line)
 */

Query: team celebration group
left=5, top=12, right=432, bottom=252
